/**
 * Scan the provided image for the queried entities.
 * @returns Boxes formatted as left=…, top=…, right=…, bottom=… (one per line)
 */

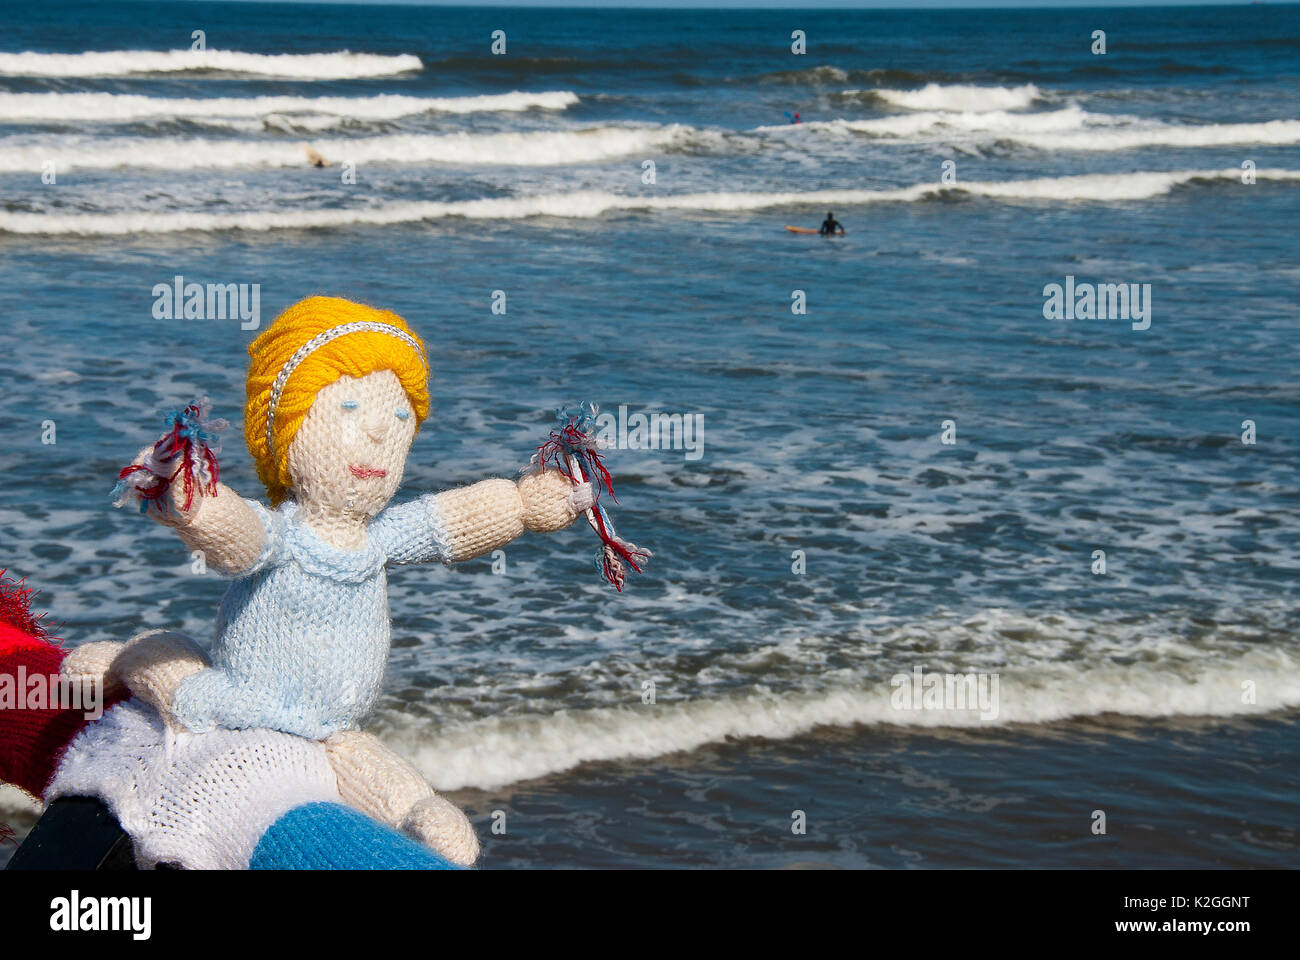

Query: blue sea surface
left=0, top=2, right=1297, bottom=867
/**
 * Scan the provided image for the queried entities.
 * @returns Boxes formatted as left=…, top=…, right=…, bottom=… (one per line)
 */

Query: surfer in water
left=302, top=142, right=331, bottom=168
left=819, top=211, right=845, bottom=236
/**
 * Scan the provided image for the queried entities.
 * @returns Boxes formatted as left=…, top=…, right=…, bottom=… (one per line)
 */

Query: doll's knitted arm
left=164, top=485, right=269, bottom=576
left=125, top=443, right=270, bottom=575
left=426, top=472, right=594, bottom=564
left=426, top=479, right=523, bottom=562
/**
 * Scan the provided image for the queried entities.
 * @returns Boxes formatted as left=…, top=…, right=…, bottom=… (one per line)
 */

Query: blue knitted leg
left=250, top=802, right=462, bottom=870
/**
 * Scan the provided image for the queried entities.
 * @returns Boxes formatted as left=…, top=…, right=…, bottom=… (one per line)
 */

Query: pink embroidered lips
left=349, top=464, right=387, bottom=480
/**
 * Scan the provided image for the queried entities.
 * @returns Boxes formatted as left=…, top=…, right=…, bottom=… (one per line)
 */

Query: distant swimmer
left=784, top=111, right=802, bottom=124
left=819, top=211, right=845, bottom=236
left=302, top=143, right=331, bottom=168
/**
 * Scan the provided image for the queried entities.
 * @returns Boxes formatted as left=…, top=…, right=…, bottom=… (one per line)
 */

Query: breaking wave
left=0, top=125, right=683, bottom=172
left=781, top=109, right=1300, bottom=151
left=0, top=90, right=578, bottom=124
left=377, top=647, right=1300, bottom=791
left=0, top=48, right=422, bottom=79
left=863, top=82, right=1044, bottom=112
left=5, top=168, right=1295, bottom=236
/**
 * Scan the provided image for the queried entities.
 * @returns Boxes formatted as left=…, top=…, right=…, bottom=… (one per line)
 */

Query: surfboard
left=785, top=226, right=818, bottom=234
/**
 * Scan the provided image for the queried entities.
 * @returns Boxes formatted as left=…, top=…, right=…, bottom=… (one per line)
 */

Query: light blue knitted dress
left=172, top=496, right=452, bottom=740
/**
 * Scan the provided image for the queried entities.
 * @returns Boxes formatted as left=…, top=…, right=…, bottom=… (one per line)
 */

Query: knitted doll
left=0, top=576, right=454, bottom=869
left=103, top=296, right=595, bottom=866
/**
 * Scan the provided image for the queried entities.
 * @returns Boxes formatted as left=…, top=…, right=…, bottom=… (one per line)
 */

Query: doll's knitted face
left=287, top=369, right=417, bottom=521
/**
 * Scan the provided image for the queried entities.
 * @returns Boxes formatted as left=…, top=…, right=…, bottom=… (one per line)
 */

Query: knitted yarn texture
left=172, top=493, right=454, bottom=739
left=246, top=296, right=430, bottom=507
left=48, top=699, right=340, bottom=870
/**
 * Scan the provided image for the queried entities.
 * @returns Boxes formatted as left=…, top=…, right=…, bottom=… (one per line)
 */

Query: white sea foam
left=0, top=48, right=422, bottom=79
left=754, top=105, right=1103, bottom=137
left=0, top=125, right=682, bottom=172
left=1007, top=118, right=1300, bottom=151
left=836, top=105, right=1112, bottom=138
left=0, top=90, right=578, bottom=123
left=381, top=647, right=1300, bottom=791
left=785, top=110, right=1300, bottom=152
left=4, top=168, right=1295, bottom=236
left=870, top=82, right=1043, bottom=112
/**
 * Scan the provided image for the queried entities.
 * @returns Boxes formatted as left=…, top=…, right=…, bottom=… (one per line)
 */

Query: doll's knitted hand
left=123, top=444, right=267, bottom=576
left=517, top=468, right=593, bottom=534
left=106, top=630, right=209, bottom=729
left=60, top=640, right=127, bottom=698
left=126, top=445, right=205, bottom=526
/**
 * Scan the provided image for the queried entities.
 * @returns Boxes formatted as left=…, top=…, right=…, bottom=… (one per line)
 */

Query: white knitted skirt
left=47, top=700, right=340, bottom=869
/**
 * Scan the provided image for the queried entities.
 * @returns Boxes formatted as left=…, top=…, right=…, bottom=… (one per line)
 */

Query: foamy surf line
left=0, top=48, right=422, bottom=79
left=4, top=168, right=1297, bottom=236
left=0, top=125, right=681, bottom=172
left=1011, top=119, right=1300, bottom=152
left=382, top=648, right=1300, bottom=791
left=778, top=112, right=1300, bottom=151
left=767, top=105, right=1116, bottom=138
left=0, top=90, right=578, bottom=123
left=848, top=82, right=1045, bottom=112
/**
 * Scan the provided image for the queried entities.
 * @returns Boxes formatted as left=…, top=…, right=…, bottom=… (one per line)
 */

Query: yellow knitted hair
left=245, top=296, right=430, bottom=506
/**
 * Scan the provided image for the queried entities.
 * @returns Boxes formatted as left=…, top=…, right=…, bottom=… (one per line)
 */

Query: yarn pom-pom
left=530, top=402, right=650, bottom=592
left=0, top=569, right=59, bottom=645
left=111, top=398, right=228, bottom=515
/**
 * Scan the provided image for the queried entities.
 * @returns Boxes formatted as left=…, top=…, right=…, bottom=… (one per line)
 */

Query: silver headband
left=265, top=320, right=426, bottom=455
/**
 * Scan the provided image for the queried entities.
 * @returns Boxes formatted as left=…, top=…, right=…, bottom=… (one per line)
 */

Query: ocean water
left=0, top=1, right=1297, bottom=868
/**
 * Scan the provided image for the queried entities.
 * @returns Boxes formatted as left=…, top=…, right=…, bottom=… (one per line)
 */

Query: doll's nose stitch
left=363, top=413, right=387, bottom=441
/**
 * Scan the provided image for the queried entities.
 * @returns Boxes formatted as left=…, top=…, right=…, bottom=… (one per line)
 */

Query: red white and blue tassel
left=531, top=402, right=650, bottom=592
left=111, top=399, right=228, bottom=515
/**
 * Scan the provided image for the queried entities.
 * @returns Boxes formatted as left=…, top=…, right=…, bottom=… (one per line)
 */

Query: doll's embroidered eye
left=394, top=409, right=410, bottom=421
left=341, top=400, right=359, bottom=411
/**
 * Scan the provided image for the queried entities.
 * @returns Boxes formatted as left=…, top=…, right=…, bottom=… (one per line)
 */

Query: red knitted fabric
left=0, top=620, right=123, bottom=799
